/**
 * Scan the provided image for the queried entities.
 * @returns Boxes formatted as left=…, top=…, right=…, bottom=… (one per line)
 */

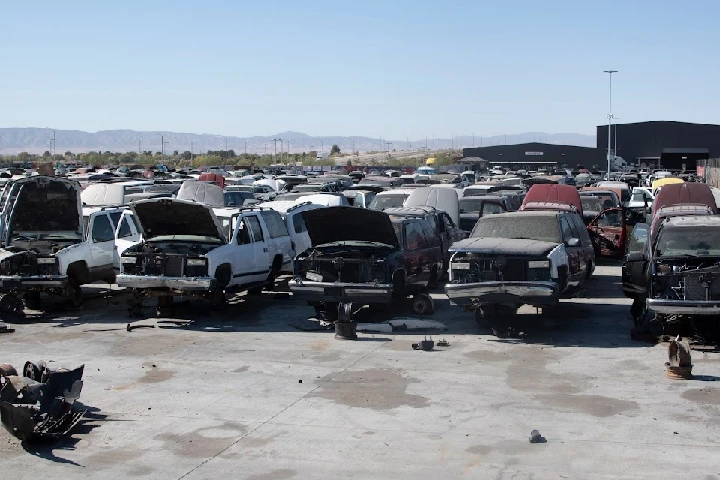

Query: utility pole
left=604, top=69, right=618, bottom=180
left=244, top=139, right=247, bottom=156
left=472, top=133, right=475, bottom=147
left=161, top=135, right=165, bottom=164
left=191, top=140, right=194, bottom=164
left=138, top=140, right=141, bottom=154
left=407, top=136, right=410, bottom=150
left=223, top=136, right=228, bottom=165
left=385, top=141, right=392, bottom=153
left=425, top=135, right=428, bottom=149
left=272, top=138, right=281, bottom=164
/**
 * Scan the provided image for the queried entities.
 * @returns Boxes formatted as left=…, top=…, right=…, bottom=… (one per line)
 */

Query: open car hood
left=302, top=206, right=399, bottom=248
left=130, top=198, right=226, bottom=242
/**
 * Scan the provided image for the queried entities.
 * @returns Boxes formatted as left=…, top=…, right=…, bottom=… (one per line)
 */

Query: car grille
left=451, top=256, right=551, bottom=283
left=684, top=271, right=720, bottom=301
left=129, top=255, right=208, bottom=278
left=298, top=258, right=386, bottom=283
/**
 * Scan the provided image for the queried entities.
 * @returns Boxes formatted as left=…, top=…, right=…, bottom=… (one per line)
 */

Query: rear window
left=368, top=194, right=409, bottom=211
left=259, top=210, right=289, bottom=239
left=471, top=215, right=561, bottom=243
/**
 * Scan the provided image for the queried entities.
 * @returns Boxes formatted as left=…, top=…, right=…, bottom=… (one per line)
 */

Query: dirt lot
left=1, top=264, right=720, bottom=479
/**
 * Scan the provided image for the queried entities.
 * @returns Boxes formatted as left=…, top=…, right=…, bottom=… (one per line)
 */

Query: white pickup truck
left=117, top=199, right=294, bottom=314
left=0, top=176, right=142, bottom=311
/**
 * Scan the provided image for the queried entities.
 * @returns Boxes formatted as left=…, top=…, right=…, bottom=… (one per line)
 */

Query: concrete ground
left=1, top=264, right=719, bottom=480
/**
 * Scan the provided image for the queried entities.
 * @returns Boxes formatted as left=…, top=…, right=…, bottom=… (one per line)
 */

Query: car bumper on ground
left=647, top=299, right=720, bottom=315
left=0, top=275, right=67, bottom=290
left=288, top=279, right=393, bottom=304
left=116, top=275, right=216, bottom=291
left=445, top=280, right=558, bottom=307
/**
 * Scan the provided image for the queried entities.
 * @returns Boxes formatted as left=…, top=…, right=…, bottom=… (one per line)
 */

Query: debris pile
left=0, top=360, right=86, bottom=441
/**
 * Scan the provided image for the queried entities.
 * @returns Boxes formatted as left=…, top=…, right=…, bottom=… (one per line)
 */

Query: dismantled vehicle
left=624, top=215, right=720, bottom=340
left=0, top=360, right=86, bottom=442
left=445, top=210, right=595, bottom=331
left=0, top=176, right=141, bottom=310
left=118, top=199, right=294, bottom=314
left=384, top=206, right=467, bottom=273
left=289, top=207, right=444, bottom=332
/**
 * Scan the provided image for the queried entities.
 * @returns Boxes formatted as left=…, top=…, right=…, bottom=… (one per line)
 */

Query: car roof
left=664, top=215, right=720, bottom=227
left=481, top=210, right=559, bottom=220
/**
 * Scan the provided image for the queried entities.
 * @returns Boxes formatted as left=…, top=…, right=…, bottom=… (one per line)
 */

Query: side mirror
left=627, top=251, right=646, bottom=262
left=566, top=238, right=580, bottom=247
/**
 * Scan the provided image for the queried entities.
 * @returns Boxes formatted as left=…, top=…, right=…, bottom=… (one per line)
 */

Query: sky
left=1, top=0, right=719, bottom=139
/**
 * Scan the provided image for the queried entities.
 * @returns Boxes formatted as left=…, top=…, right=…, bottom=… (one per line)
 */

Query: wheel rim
left=413, top=298, right=428, bottom=314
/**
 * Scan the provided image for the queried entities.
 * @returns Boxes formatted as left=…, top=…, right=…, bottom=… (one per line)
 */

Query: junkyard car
left=0, top=176, right=142, bottom=309
left=384, top=206, right=467, bottom=273
left=289, top=206, right=443, bottom=315
left=445, top=210, right=595, bottom=325
left=118, top=199, right=294, bottom=312
left=624, top=216, right=720, bottom=328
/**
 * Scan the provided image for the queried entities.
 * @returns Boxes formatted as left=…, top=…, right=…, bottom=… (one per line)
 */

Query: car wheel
left=411, top=294, right=434, bottom=315
left=0, top=294, right=23, bottom=315
left=65, top=279, right=83, bottom=307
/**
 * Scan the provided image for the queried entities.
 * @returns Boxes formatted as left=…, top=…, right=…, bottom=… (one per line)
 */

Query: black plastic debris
left=529, top=429, right=545, bottom=443
left=0, top=360, right=86, bottom=442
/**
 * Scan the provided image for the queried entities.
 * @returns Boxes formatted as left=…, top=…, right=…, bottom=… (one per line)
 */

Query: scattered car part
left=529, top=430, right=545, bottom=443
left=666, top=336, right=693, bottom=380
left=126, top=323, right=156, bottom=332
left=412, top=337, right=434, bottom=351
left=0, top=361, right=86, bottom=442
left=334, top=302, right=357, bottom=340
left=0, top=322, right=14, bottom=334
left=437, top=339, right=450, bottom=347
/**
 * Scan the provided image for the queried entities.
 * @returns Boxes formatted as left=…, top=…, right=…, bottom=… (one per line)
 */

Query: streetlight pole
left=223, top=136, right=228, bottom=165
left=51, top=130, right=56, bottom=161
left=161, top=135, right=165, bottom=164
left=191, top=140, right=194, bottom=165
left=604, top=69, right=618, bottom=180
left=244, top=139, right=247, bottom=156
left=272, top=138, right=281, bottom=164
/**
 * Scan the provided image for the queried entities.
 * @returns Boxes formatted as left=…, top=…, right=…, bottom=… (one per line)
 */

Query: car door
left=622, top=223, right=649, bottom=298
left=88, top=212, right=116, bottom=282
left=559, top=215, right=584, bottom=285
left=244, top=214, right=272, bottom=283
left=113, top=211, right=142, bottom=273
left=230, top=215, right=258, bottom=287
left=588, top=207, right=626, bottom=258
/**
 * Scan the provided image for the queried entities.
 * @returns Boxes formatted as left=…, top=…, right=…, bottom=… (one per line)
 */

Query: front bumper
left=116, top=275, right=216, bottom=291
left=648, top=299, right=720, bottom=315
left=288, top=279, right=393, bottom=304
left=0, top=275, right=67, bottom=290
left=445, top=280, right=558, bottom=307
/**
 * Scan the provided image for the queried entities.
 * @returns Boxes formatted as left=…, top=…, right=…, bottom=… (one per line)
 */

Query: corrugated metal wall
left=702, top=158, right=720, bottom=187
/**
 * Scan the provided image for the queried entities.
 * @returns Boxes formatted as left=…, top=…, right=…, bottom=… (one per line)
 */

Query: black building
left=597, top=121, right=720, bottom=170
left=461, top=142, right=606, bottom=171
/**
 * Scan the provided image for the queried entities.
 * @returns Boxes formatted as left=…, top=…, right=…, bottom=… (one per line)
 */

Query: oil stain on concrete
left=535, top=394, right=639, bottom=417
left=681, top=388, right=720, bottom=406
left=505, top=347, right=587, bottom=395
left=138, top=362, right=176, bottom=383
left=246, top=469, right=297, bottom=480
left=310, top=368, right=429, bottom=410
left=154, top=421, right=246, bottom=458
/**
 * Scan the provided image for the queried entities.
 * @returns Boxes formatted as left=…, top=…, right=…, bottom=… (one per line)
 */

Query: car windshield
left=585, top=193, right=616, bottom=209
left=631, top=191, right=648, bottom=203
left=580, top=196, right=603, bottom=212
left=368, top=194, right=409, bottom=211
left=471, top=215, right=561, bottom=243
left=656, top=227, right=720, bottom=257
left=459, top=199, right=485, bottom=213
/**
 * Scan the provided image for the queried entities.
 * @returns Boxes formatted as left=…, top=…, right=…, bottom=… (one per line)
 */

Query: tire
left=411, top=294, right=434, bottom=315
left=65, top=279, right=83, bottom=307
left=0, top=294, right=23, bottom=314
left=23, top=291, right=42, bottom=310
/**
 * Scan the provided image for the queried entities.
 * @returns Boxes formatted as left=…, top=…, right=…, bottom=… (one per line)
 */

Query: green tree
left=330, top=144, right=341, bottom=156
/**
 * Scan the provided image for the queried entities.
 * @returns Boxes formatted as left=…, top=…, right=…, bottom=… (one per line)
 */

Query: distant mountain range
left=0, top=128, right=596, bottom=155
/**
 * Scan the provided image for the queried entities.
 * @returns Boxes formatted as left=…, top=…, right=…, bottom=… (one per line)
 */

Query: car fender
left=56, top=242, right=90, bottom=274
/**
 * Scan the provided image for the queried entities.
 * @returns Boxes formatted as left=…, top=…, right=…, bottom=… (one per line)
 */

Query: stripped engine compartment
left=652, top=260, right=720, bottom=301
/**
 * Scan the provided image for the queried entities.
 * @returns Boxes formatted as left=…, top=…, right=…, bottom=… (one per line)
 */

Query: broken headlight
left=121, top=256, right=138, bottom=264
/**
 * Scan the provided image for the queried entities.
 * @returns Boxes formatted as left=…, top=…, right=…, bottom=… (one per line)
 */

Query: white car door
left=88, top=212, right=116, bottom=282
left=230, top=215, right=260, bottom=287
left=243, top=214, right=271, bottom=283
left=113, top=211, right=142, bottom=273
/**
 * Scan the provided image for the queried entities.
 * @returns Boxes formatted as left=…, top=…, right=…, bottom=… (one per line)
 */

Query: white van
left=258, top=200, right=324, bottom=257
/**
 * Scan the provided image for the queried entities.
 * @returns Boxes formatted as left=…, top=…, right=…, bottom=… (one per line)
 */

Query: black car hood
left=302, top=206, right=399, bottom=248
left=130, top=199, right=225, bottom=241
left=449, top=237, right=559, bottom=255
